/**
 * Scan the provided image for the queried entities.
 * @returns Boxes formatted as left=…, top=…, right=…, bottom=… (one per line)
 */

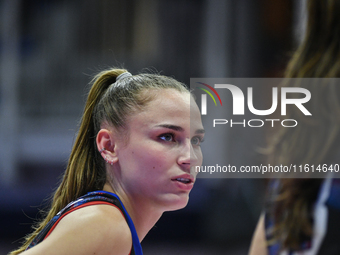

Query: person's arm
left=248, top=213, right=268, bottom=255
left=20, top=204, right=132, bottom=255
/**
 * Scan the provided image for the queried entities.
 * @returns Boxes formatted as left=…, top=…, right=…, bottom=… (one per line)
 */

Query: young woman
left=249, top=0, right=340, bottom=254
left=10, top=68, right=204, bottom=255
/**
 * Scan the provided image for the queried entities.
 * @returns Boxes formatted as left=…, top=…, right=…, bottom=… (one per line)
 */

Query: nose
left=177, top=138, right=199, bottom=172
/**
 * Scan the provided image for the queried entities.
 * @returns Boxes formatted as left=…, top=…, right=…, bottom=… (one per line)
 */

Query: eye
left=159, top=133, right=175, bottom=142
left=191, top=136, right=204, bottom=146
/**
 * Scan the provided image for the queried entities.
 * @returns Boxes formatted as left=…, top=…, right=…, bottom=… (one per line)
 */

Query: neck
left=103, top=183, right=163, bottom=241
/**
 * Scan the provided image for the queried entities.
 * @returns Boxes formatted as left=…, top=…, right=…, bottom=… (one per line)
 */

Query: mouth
left=171, top=173, right=195, bottom=185
left=171, top=175, right=195, bottom=191
left=172, top=177, right=193, bottom=184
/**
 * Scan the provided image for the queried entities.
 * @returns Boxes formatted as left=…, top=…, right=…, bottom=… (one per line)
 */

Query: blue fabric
left=265, top=178, right=340, bottom=255
left=98, top=191, right=143, bottom=255
left=26, top=190, right=143, bottom=255
left=326, top=179, right=340, bottom=210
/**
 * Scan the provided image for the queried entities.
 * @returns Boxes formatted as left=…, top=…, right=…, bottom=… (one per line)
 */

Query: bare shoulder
left=248, top=213, right=268, bottom=255
left=23, top=204, right=132, bottom=255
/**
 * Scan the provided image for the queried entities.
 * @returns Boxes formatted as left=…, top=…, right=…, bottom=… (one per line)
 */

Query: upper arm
left=248, top=213, right=268, bottom=255
left=21, top=204, right=132, bottom=255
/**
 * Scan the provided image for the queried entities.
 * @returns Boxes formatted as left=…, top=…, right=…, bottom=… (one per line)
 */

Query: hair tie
left=116, top=72, right=132, bottom=82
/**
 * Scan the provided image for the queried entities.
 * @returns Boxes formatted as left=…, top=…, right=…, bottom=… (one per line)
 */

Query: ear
left=96, top=129, right=119, bottom=165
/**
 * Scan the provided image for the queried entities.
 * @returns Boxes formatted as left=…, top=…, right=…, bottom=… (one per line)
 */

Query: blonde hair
left=10, top=68, right=189, bottom=254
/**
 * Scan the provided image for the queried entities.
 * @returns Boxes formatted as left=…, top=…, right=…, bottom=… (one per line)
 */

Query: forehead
left=129, top=89, right=192, bottom=127
left=145, top=89, right=190, bottom=117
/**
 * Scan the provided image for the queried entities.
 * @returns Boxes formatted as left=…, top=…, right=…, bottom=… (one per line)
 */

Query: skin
left=21, top=89, right=204, bottom=255
left=248, top=214, right=268, bottom=255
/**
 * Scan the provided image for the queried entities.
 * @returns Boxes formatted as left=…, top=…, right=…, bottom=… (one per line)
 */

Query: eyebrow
left=156, top=124, right=184, bottom=132
left=195, top=129, right=205, bottom=134
left=156, top=124, right=205, bottom=134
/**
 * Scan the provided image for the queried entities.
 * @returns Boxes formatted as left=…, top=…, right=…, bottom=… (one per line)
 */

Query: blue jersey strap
left=98, top=191, right=143, bottom=255
left=26, top=190, right=143, bottom=255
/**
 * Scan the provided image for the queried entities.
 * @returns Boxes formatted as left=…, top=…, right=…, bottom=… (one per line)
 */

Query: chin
left=162, top=194, right=190, bottom=212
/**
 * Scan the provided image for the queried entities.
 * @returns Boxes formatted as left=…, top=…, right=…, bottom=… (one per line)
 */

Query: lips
left=171, top=174, right=195, bottom=190
left=171, top=174, right=194, bottom=183
left=174, top=177, right=192, bottom=184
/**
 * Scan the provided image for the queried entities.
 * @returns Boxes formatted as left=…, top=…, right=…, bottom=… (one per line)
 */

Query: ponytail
left=9, top=68, right=127, bottom=255
left=10, top=67, right=188, bottom=254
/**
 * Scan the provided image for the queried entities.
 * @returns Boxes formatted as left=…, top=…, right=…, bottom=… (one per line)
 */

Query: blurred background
left=0, top=0, right=306, bottom=254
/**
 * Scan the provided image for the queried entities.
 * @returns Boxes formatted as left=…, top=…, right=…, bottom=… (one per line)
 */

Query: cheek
left=194, top=148, right=203, bottom=165
left=143, top=151, right=174, bottom=179
left=147, top=153, right=169, bottom=170
left=120, top=142, right=174, bottom=178
left=132, top=147, right=165, bottom=170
